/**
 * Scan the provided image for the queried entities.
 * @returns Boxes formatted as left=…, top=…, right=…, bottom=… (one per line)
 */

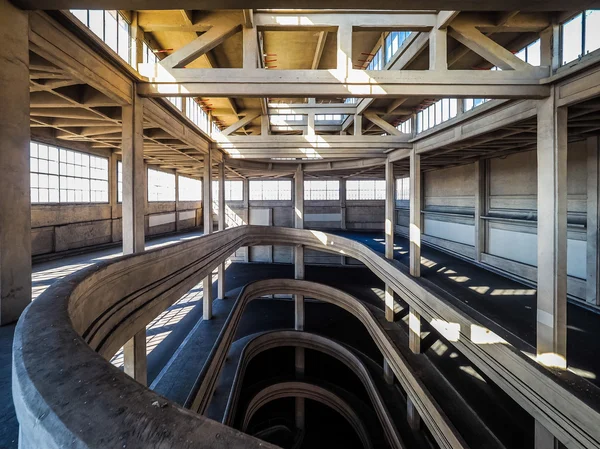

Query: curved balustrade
left=221, top=330, right=405, bottom=449
left=241, top=381, right=373, bottom=449
left=13, top=226, right=600, bottom=449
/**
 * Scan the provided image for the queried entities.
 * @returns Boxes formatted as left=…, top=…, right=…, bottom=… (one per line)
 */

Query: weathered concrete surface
left=0, top=0, right=31, bottom=325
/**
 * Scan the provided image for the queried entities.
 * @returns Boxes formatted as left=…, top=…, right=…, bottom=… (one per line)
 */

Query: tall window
left=515, top=39, right=541, bottom=66
left=346, top=180, right=386, bottom=200
left=561, top=10, right=600, bottom=65
left=70, top=10, right=132, bottom=66
left=147, top=168, right=176, bottom=202
left=30, top=142, right=109, bottom=204
left=249, top=180, right=292, bottom=201
left=397, top=119, right=412, bottom=134
left=178, top=175, right=202, bottom=201
left=305, top=180, right=340, bottom=200
left=142, top=41, right=159, bottom=64
left=464, top=98, right=490, bottom=112
left=212, top=180, right=244, bottom=201
left=315, top=114, right=344, bottom=122
left=396, top=178, right=410, bottom=200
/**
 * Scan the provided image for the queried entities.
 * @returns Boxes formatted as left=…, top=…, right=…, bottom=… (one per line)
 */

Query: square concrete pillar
left=409, top=306, right=422, bottom=354
left=474, top=159, right=486, bottom=262
left=536, top=88, right=567, bottom=369
left=123, top=329, right=147, bottom=386
left=410, top=150, right=422, bottom=277
left=337, top=24, right=352, bottom=76
left=385, top=159, right=396, bottom=321
left=218, top=161, right=226, bottom=299
left=203, top=151, right=213, bottom=319
left=383, top=359, right=394, bottom=385
left=121, top=92, right=145, bottom=255
left=0, top=0, right=30, bottom=325
left=294, top=165, right=305, bottom=329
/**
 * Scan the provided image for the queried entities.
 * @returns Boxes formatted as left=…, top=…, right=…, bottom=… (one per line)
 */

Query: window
left=346, top=180, right=386, bottom=200
left=305, top=180, right=340, bottom=200
left=416, top=98, right=458, bottom=133
left=396, top=178, right=410, bottom=200
left=147, top=168, right=176, bottom=202
left=249, top=180, right=292, bottom=201
left=142, top=41, right=159, bottom=64
left=515, top=39, right=541, bottom=66
left=561, top=10, right=600, bottom=65
left=464, top=98, right=490, bottom=112
left=212, top=180, right=244, bottom=201
left=315, top=114, right=344, bottom=122
left=70, top=10, right=132, bottom=66
left=397, top=119, right=412, bottom=134
left=178, top=175, right=202, bottom=201
left=270, top=115, right=303, bottom=125
left=117, top=161, right=122, bottom=202
left=167, top=97, right=183, bottom=111
left=30, top=142, right=109, bottom=204
left=365, top=31, right=412, bottom=70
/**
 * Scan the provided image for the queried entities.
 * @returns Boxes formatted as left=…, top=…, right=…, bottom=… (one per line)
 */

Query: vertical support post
left=340, top=178, right=347, bottom=231
left=131, top=12, right=144, bottom=70
left=354, top=114, right=362, bottom=136
left=294, top=165, right=305, bottom=330
left=536, top=87, right=567, bottom=369
left=409, top=306, right=422, bottom=353
left=243, top=26, right=258, bottom=69
left=383, top=359, right=394, bottom=385
left=121, top=90, right=146, bottom=379
left=407, top=398, right=421, bottom=431
left=0, top=0, right=30, bottom=325
left=307, top=111, right=316, bottom=136
left=474, top=159, right=485, bottom=262
left=337, top=24, right=352, bottom=76
left=410, top=150, right=421, bottom=277
left=175, top=173, right=180, bottom=232
left=587, top=137, right=600, bottom=306
left=535, top=420, right=558, bottom=449
left=243, top=177, right=250, bottom=262
left=540, top=24, right=560, bottom=73
left=385, top=159, right=396, bottom=321
left=429, top=26, right=447, bottom=70
left=123, top=329, right=147, bottom=386
left=218, top=161, right=226, bottom=299
left=122, top=91, right=145, bottom=255
left=203, top=151, right=213, bottom=320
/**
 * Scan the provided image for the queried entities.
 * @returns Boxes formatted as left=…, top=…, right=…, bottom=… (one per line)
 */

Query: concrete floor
left=335, top=231, right=600, bottom=391
left=2, top=228, right=600, bottom=448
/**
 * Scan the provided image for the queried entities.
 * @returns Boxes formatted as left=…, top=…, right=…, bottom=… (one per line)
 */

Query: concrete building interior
left=2, top=1, right=600, bottom=448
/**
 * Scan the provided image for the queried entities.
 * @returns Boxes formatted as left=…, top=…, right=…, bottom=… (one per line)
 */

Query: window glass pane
left=104, top=11, right=118, bottom=52
left=89, top=10, right=104, bottom=39
left=118, top=15, right=131, bottom=64
left=562, top=13, right=583, bottom=64
left=527, top=39, right=541, bottom=66
left=248, top=180, right=291, bottom=201
left=586, top=10, right=600, bottom=54
left=148, top=168, right=176, bottom=202
left=178, top=175, right=202, bottom=201
left=346, top=179, right=386, bottom=200
left=71, top=10, right=88, bottom=25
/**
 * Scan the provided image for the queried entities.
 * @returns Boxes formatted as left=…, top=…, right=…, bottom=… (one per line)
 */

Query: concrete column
left=218, top=161, right=226, bottom=299
left=429, top=27, right=447, bottom=70
left=243, top=177, right=250, bottom=262
left=131, top=12, right=144, bottom=69
left=337, top=24, right=352, bottom=76
left=261, top=115, right=270, bottom=136
left=587, top=136, right=600, bottom=306
left=294, top=165, right=305, bottom=329
left=407, top=398, right=421, bottom=431
left=122, top=91, right=145, bottom=255
left=385, top=159, right=396, bottom=322
left=409, top=306, right=422, bottom=354
left=307, top=112, right=315, bottom=136
left=123, top=329, right=147, bottom=386
left=354, top=114, right=362, bottom=136
left=203, top=151, right=213, bottom=320
left=540, top=24, right=560, bottom=73
left=340, top=178, right=347, bottom=231
left=409, top=150, right=421, bottom=277
left=536, top=88, right=567, bottom=369
left=0, top=0, right=30, bottom=325
left=243, top=27, right=258, bottom=69
left=174, top=174, right=180, bottom=232
left=535, top=420, right=558, bottom=449
left=474, top=159, right=485, bottom=262
left=383, top=359, right=394, bottom=385
left=121, top=90, right=146, bottom=379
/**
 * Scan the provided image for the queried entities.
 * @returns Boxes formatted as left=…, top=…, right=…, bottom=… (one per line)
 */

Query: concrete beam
left=0, top=0, right=31, bottom=325
left=138, top=67, right=550, bottom=99
left=364, top=112, right=405, bottom=136
left=222, top=111, right=261, bottom=136
left=161, top=21, right=243, bottom=69
left=15, top=1, right=588, bottom=11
